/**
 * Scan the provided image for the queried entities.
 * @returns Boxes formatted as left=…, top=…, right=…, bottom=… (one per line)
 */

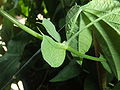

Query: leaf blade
left=42, top=19, right=61, bottom=42
left=41, top=35, right=66, bottom=67
left=50, top=61, right=81, bottom=82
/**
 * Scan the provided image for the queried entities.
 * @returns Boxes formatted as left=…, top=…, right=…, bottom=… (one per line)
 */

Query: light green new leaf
left=41, top=35, right=66, bottom=67
left=42, top=18, right=61, bottom=42
left=81, top=0, right=120, bottom=79
left=50, top=61, right=81, bottom=82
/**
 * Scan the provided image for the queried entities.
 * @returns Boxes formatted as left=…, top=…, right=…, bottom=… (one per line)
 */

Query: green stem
left=0, top=8, right=43, bottom=40
left=0, top=9, right=105, bottom=62
left=67, top=46, right=105, bottom=62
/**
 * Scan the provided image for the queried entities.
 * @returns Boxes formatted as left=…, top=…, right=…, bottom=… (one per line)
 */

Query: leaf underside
left=66, top=0, right=120, bottom=79
left=41, top=35, right=66, bottom=67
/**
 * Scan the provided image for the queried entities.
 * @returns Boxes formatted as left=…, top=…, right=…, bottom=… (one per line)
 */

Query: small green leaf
left=41, top=35, right=66, bottom=67
left=66, top=5, right=92, bottom=54
left=42, top=19, right=61, bottom=42
left=101, top=61, right=112, bottom=73
left=83, top=10, right=120, bottom=79
left=79, top=14, right=92, bottom=54
left=50, top=61, right=81, bottom=82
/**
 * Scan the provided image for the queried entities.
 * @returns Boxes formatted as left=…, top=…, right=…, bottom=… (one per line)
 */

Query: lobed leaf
left=66, top=0, right=120, bottom=80
left=81, top=0, right=120, bottom=80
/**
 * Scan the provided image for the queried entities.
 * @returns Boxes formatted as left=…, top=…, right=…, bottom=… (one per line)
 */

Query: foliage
left=0, top=0, right=120, bottom=90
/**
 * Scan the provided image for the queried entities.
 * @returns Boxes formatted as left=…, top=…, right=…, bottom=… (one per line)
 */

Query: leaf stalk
left=0, top=8, right=105, bottom=62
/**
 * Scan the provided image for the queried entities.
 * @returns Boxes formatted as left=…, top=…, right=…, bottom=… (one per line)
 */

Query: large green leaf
left=82, top=0, right=120, bottom=34
left=66, top=0, right=120, bottom=80
left=41, top=35, right=66, bottom=67
left=81, top=0, right=120, bottom=79
left=0, top=32, right=32, bottom=88
left=42, top=18, right=61, bottom=42
left=50, top=61, right=81, bottom=82
left=0, top=59, right=20, bottom=89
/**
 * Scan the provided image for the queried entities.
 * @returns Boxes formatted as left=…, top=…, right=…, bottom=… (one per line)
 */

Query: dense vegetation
left=0, top=0, right=120, bottom=90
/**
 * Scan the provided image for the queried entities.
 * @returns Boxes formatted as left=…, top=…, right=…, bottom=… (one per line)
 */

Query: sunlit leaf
left=41, top=35, right=66, bottom=67
left=66, top=0, right=120, bottom=80
left=81, top=0, right=120, bottom=79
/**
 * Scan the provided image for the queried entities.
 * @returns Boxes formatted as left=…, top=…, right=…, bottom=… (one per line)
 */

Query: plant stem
left=67, top=46, right=105, bottom=61
left=0, top=8, right=43, bottom=40
left=0, top=9, right=105, bottom=62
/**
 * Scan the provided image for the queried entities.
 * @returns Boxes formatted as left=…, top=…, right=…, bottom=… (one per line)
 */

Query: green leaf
left=50, top=61, right=81, bottom=82
left=82, top=0, right=120, bottom=34
left=78, top=14, right=92, bottom=54
left=66, top=5, right=82, bottom=51
left=0, top=59, right=20, bottom=89
left=42, top=18, right=61, bottom=42
left=81, top=0, right=120, bottom=80
left=18, top=0, right=29, bottom=16
left=66, top=5, right=92, bottom=65
left=0, top=32, right=31, bottom=88
left=41, top=35, right=66, bottom=67
left=66, top=5, right=92, bottom=56
left=101, top=61, right=112, bottom=73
